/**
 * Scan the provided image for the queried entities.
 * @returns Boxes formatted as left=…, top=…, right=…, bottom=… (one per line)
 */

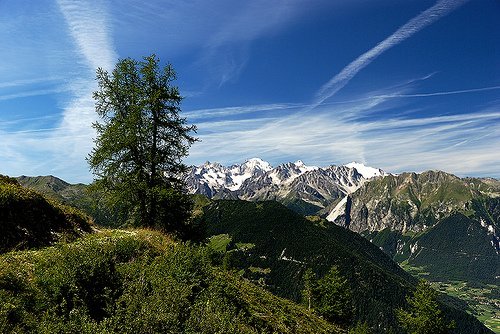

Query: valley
left=402, top=263, right=500, bottom=333
left=3, top=2, right=498, bottom=333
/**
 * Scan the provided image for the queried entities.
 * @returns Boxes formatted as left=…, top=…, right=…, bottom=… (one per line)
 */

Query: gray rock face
left=185, top=159, right=383, bottom=211
left=340, top=171, right=500, bottom=233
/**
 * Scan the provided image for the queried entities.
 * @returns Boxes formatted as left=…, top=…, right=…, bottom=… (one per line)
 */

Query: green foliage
left=0, top=175, right=92, bottom=253
left=349, top=322, right=372, bottom=334
left=197, top=199, right=492, bottom=334
left=0, top=175, right=19, bottom=185
left=408, top=213, right=499, bottom=282
left=311, top=266, right=353, bottom=325
left=397, top=280, right=456, bottom=334
left=88, top=54, right=197, bottom=236
left=145, top=187, right=198, bottom=240
left=199, top=200, right=415, bottom=331
left=0, top=230, right=342, bottom=333
left=282, top=197, right=323, bottom=216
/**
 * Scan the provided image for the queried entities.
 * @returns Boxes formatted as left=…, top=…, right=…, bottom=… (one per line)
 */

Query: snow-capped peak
left=293, top=160, right=318, bottom=173
left=344, top=162, right=384, bottom=179
left=225, top=158, right=273, bottom=191
left=242, top=158, right=273, bottom=172
left=186, top=158, right=386, bottom=198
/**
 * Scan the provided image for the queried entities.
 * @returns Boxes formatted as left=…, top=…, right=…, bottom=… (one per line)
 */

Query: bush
left=0, top=179, right=92, bottom=253
left=0, top=231, right=340, bottom=333
left=397, top=280, right=455, bottom=334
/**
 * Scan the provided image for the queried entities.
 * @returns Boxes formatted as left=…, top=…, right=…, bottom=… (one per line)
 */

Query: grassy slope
left=16, top=175, right=128, bottom=227
left=0, top=175, right=92, bottom=253
left=408, top=213, right=499, bottom=282
left=0, top=229, right=342, bottom=334
left=351, top=172, right=500, bottom=283
left=196, top=199, right=492, bottom=334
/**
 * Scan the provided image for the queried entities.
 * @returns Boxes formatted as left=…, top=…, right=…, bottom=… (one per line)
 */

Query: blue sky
left=0, top=0, right=499, bottom=183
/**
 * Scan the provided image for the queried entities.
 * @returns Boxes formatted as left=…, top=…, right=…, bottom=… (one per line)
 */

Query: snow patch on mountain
left=326, top=196, right=348, bottom=222
left=294, top=160, right=319, bottom=173
left=227, top=158, right=272, bottom=191
left=185, top=158, right=386, bottom=207
left=344, top=162, right=385, bottom=179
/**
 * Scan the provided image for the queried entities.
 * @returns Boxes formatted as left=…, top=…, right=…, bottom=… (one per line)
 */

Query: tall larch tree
left=88, top=54, right=197, bottom=237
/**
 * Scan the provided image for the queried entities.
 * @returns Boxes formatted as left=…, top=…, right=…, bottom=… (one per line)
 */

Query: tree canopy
left=397, top=280, right=455, bottom=334
left=304, top=265, right=353, bottom=325
left=88, top=55, right=197, bottom=236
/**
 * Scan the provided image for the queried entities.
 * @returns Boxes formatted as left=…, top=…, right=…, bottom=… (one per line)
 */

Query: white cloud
left=111, top=0, right=334, bottom=86
left=184, top=103, right=302, bottom=120
left=187, top=86, right=500, bottom=178
left=311, top=0, right=470, bottom=110
left=0, top=86, right=71, bottom=102
left=37, top=0, right=118, bottom=182
left=0, top=76, right=64, bottom=89
left=56, top=0, right=117, bottom=72
left=378, top=85, right=500, bottom=98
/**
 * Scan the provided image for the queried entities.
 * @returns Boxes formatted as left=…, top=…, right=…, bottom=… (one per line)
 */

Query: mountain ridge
left=197, top=199, right=492, bottom=333
left=185, top=158, right=386, bottom=215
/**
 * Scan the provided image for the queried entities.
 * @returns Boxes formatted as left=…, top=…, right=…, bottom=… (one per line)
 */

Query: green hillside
left=16, top=175, right=87, bottom=202
left=0, top=175, right=92, bottom=253
left=408, top=213, right=499, bottom=282
left=195, top=199, right=492, bottom=333
left=348, top=172, right=500, bottom=283
left=0, top=229, right=342, bottom=334
left=16, top=175, right=123, bottom=227
left=7, top=175, right=496, bottom=333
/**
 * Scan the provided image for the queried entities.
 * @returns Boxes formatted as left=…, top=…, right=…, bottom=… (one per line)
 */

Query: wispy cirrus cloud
left=377, top=85, right=500, bottom=99
left=0, top=76, right=64, bottom=89
left=200, top=1, right=302, bottom=86
left=111, top=0, right=310, bottom=87
left=0, top=86, right=71, bottom=102
left=324, top=85, right=500, bottom=105
left=184, top=103, right=303, bottom=120
left=311, top=0, right=470, bottom=110
left=56, top=0, right=117, bottom=72
left=187, top=82, right=500, bottom=178
left=42, top=0, right=118, bottom=181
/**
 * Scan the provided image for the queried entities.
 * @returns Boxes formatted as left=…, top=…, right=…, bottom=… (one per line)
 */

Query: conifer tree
left=302, top=268, right=315, bottom=311
left=311, top=265, right=353, bottom=324
left=88, top=55, right=197, bottom=236
left=397, top=280, right=455, bottom=334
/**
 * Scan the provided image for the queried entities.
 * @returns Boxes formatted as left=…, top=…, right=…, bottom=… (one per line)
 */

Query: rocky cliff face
left=339, top=171, right=498, bottom=233
left=185, top=159, right=385, bottom=212
left=330, top=171, right=500, bottom=282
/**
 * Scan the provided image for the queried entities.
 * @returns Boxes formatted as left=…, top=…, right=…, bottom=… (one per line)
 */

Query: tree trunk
left=148, top=106, right=159, bottom=225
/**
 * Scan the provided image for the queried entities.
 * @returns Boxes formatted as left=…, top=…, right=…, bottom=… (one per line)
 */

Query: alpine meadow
left=1, top=1, right=499, bottom=334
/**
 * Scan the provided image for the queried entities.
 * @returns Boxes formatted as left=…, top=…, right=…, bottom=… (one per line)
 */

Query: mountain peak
left=243, top=158, right=273, bottom=171
left=344, top=162, right=384, bottom=179
left=186, top=158, right=384, bottom=205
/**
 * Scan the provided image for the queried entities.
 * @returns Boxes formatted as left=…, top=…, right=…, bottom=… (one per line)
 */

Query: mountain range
left=15, top=159, right=500, bottom=283
left=3, top=173, right=493, bottom=333
left=185, top=158, right=385, bottom=215
left=185, top=158, right=500, bottom=283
